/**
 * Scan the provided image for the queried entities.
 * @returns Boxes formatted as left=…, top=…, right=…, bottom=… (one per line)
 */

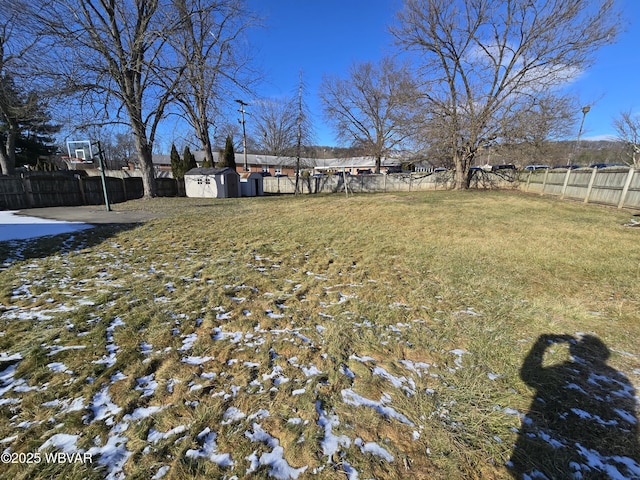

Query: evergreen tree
left=0, top=75, right=60, bottom=173
left=169, top=143, right=182, bottom=178
left=183, top=146, right=197, bottom=172
left=217, top=135, right=236, bottom=169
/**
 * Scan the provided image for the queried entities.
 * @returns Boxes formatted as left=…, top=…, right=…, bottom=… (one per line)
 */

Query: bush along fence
left=0, top=171, right=183, bottom=210
left=521, top=166, right=640, bottom=210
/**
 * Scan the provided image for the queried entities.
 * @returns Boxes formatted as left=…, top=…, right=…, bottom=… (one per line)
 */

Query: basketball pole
left=93, top=141, right=111, bottom=212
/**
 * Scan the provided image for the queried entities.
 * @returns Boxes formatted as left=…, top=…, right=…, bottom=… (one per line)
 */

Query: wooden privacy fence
left=263, top=172, right=455, bottom=194
left=0, top=171, right=182, bottom=210
left=521, top=166, right=640, bottom=209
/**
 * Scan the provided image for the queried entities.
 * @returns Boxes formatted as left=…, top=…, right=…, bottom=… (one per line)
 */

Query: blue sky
left=245, top=0, right=640, bottom=147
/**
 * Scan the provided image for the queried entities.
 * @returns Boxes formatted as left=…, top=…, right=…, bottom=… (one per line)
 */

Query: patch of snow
left=341, top=389, right=415, bottom=427
left=38, top=433, right=81, bottom=454
left=181, top=356, right=215, bottom=365
left=372, top=366, right=416, bottom=396
left=135, top=374, right=158, bottom=398
left=354, top=437, right=394, bottom=462
left=221, top=406, right=246, bottom=424
left=185, top=428, right=234, bottom=467
left=123, top=406, right=165, bottom=422
left=0, top=211, right=91, bottom=241
left=316, top=401, right=351, bottom=457
left=152, top=465, right=170, bottom=479
left=47, top=362, right=73, bottom=375
left=179, top=333, right=198, bottom=351
left=86, top=431, right=132, bottom=480
left=84, top=386, right=122, bottom=423
left=147, top=425, right=188, bottom=443
left=245, top=423, right=308, bottom=479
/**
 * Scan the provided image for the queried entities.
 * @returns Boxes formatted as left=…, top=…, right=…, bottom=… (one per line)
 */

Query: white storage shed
left=184, top=168, right=241, bottom=198
left=240, top=172, right=264, bottom=197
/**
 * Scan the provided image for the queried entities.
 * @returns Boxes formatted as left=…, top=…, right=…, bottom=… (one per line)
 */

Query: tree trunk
left=134, top=139, right=156, bottom=198
left=0, top=128, right=17, bottom=175
left=375, top=155, right=381, bottom=174
left=453, top=152, right=471, bottom=190
left=200, top=124, right=214, bottom=168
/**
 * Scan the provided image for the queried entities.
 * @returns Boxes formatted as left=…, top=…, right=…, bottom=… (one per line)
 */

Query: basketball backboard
left=65, top=140, right=94, bottom=163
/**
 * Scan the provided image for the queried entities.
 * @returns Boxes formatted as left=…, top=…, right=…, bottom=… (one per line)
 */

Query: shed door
left=226, top=174, right=239, bottom=198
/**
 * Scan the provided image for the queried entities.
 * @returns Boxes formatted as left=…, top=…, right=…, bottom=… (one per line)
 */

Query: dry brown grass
left=0, top=190, right=638, bottom=479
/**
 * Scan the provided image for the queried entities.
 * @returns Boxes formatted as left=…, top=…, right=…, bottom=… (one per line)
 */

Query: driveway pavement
left=16, top=205, right=162, bottom=224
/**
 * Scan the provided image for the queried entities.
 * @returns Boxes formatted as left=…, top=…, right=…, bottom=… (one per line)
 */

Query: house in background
left=147, top=152, right=403, bottom=176
left=312, top=156, right=401, bottom=175
left=184, top=168, right=240, bottom=198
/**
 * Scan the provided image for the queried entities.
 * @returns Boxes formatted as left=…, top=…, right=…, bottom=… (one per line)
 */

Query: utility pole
left=235, top=99, right=249, bottom=171
left=295, top=71, right=303, bottom=195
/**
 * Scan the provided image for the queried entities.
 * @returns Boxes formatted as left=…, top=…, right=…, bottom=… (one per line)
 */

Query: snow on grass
left=147, top=425, right=188, bottom=443
left=2, top=208, right=638, bottom=480
left=185, top=427, right=234, bottom=467
left=341, top=389, right=415, bottom=427
left=179, top=333, right=198, bottom=351
left=245, top=423, right=308, bottom=479
left=84, top=386, right=122, bottom=424
left=38, top=433, right=81, bottom=454
left=316, top=400, right=351, bottom=458
left=372, top=365, right=416, bottom=396
left=123, top=406, right=166, bottom=422
left=135, top=374, right=158, bottom=397
left=221, top=406, right=246, bottom=424
left=47, top=362, right=73, bottom=375
left=86, top=431, right=132, bottom=480
left=354, top=437, right=394, bottom=462
left=93, top=317, right=125, bottom=368
left=181, top=356, right=215, bottom=365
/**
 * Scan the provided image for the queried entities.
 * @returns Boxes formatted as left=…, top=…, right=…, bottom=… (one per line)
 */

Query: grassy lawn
left=0, top=190, right=638, bottom=479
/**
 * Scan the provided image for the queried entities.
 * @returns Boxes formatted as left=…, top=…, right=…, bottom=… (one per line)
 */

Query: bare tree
left=613, top=110, right=640, bottom=167
left=169, top=0, right=258, bottom=168
left=35, top=0, right=188, bottom=197
left=319, top=57, right=421, bottom=173
left=251, top=96, right=313, bottom=157
left=392, top=0, right=620, bottom=189
left=251, top=97, right=298, bottom=156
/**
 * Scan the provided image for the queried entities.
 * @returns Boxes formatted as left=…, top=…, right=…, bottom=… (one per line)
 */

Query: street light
left=235, top=99, right=249, bottom=171
left=574, top=105, right=591, bottom=163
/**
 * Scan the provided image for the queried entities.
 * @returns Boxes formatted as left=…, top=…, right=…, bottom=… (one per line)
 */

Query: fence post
left=540, top=168, right=549, bottom=195
left=618, top=168, right=635, bottom=209
left=20, top=174, right=34, bottom=208
left=76, top=174, right=87, bottom=204
left=584, top=167, right=598, bottom=204
left=560, top=169, right=572, bottom=199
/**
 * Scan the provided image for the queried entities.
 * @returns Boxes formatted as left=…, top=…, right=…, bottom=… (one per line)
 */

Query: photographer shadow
left=508, top=334, right=640, bottom=479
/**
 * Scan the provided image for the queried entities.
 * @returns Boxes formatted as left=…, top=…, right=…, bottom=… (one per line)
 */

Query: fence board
left=522, top=167, right=640, bottom=209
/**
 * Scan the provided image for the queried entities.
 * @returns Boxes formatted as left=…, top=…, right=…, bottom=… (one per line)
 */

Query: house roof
left=185, top=167, right=239, bottom=176
left=153, top=152, right=401, bottom=168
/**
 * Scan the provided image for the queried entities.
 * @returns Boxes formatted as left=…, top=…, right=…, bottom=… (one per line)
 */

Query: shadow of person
left=508, top=334, right=640, bottom=479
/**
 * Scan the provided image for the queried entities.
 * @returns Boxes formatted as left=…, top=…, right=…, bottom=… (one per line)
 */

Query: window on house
left=205, top=178, right=211, bottom=185
left=197, top=178, right=203, bottom=185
